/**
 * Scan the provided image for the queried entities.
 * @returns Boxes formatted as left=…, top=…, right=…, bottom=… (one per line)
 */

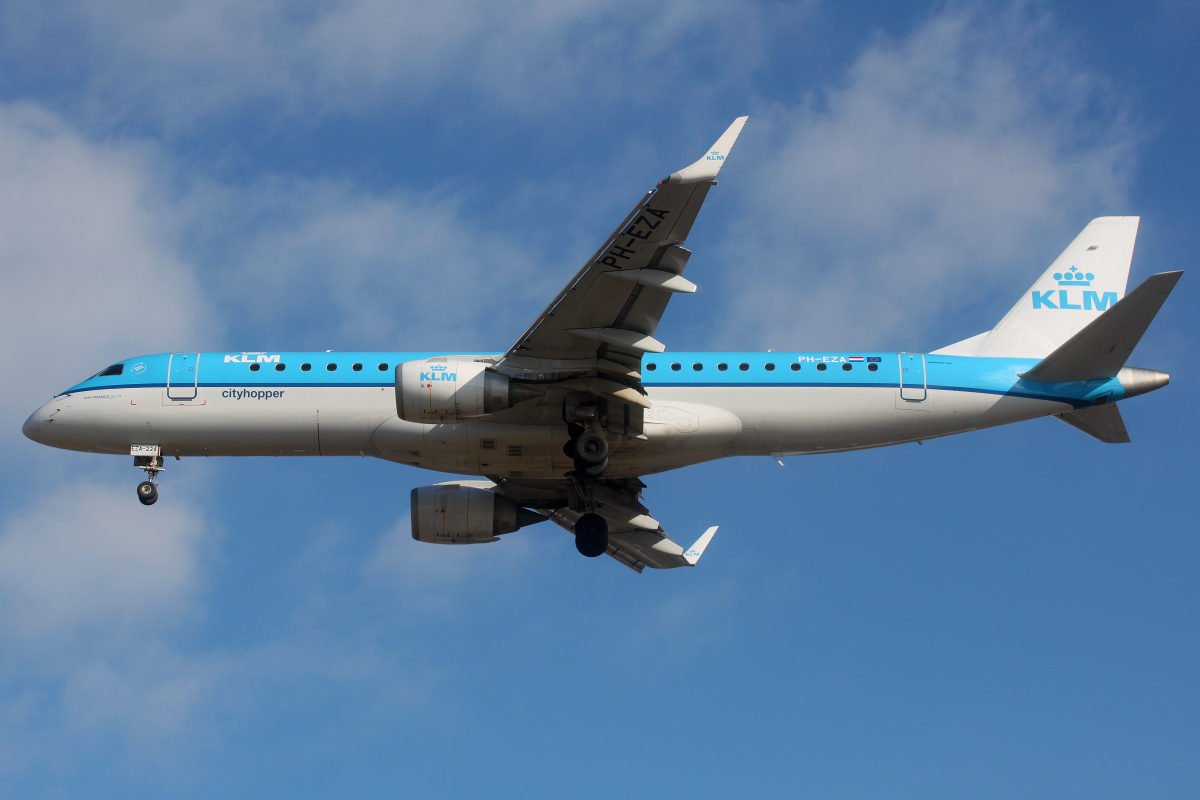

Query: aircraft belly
left=371, top=400, right=741, bottom=479
left=47, top=386, right=402, bottom=457
left=646, top=386, right=1071, bottom=456
left=189, top=387, right=387, bottom=456
left=50, top=381, right=1076, bottom=468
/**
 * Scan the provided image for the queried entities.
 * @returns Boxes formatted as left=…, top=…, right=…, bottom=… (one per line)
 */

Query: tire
left=137, top=481, right=158, bottom=506
left=572, top=431, right=609, bottom=468
left=574, top=513, right=609, bottom=558
left=582, top=458, right=608, bottom=479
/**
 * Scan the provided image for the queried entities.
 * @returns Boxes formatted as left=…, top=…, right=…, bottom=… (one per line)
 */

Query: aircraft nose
left=22, top=409, right=43, bottom=442
left=22, top=402, right=56, bottom=444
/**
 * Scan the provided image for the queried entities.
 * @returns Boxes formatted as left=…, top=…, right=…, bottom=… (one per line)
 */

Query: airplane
left=22, top=117, right=1182, bottom=572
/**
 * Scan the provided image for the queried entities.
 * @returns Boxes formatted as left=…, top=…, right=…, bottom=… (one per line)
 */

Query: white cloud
left=185, top=177, right=559, bottom=350
left=0, top=483, right=205, bottom=645
left=0, top=479, right=223, bottom=771
left=0, top=104, right=215, bottom=452
left=0, top=0, right=801, bottom=129
left=714, top=5, right=1137, bottom=351
left=364, top=514, right=539, bottom=614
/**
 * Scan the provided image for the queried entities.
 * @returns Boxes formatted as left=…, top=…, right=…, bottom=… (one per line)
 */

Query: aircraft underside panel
left=43, top=383, right=1071, bottom=475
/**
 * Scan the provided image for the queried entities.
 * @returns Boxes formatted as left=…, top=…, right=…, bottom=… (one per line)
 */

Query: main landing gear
left=565, top=428, right=609, bottom=478
left=566, top=429, right=610, bottom=557
left=562, top=403, right=612, bottom=557
left=134, top=454, right=164, bottom=506
left=574, top=512, right=609, bottom=558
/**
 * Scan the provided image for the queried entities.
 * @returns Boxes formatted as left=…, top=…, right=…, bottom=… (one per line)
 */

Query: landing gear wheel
left=574, top=513, right=609, bottom=558
left=581, top=458, right=608, bottom=479
left=571, top=431, right=609, bottom=467
left=137, top=481, right=158, bottom=506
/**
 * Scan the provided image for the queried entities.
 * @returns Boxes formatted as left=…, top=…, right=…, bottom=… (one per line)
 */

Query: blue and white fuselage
left=17, top=118, right=1181, bottom=570
left=22, top=349, right=1155, bottom=478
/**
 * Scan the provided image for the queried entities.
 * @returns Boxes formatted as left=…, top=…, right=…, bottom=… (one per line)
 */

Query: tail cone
left=1118, top=367, right=1169, bottom=399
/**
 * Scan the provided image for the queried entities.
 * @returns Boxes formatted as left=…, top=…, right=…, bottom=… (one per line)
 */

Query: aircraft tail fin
left=934, top=217, right=1141, bottom=359
left=1020, top=271, right=1182, bottom=382
left=1055, top=404, right=1130, bottom=444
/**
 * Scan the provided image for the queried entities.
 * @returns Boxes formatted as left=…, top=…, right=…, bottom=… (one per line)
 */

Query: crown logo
left=431, top=364, right=448, bottom=371
left=1054, top=266, right=1093, bottom=286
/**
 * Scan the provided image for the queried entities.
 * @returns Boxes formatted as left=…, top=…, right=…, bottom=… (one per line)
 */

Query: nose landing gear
left=134, top=454, right=164, bottom=506
left=137, top=481, right=158, bottom=505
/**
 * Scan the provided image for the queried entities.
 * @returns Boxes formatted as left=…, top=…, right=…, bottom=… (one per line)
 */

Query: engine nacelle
left=396, top=358, right=542, bottom=423
left=411, top=484, right=545, bottom=544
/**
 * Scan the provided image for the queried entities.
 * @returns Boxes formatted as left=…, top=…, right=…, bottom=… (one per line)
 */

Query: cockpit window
left=96, top=363, right=124, bottom=377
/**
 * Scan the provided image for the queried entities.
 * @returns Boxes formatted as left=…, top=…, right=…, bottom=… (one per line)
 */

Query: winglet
left=666, top=117, right=748, bottom=185
left=683, top=526, right=719, bottom=566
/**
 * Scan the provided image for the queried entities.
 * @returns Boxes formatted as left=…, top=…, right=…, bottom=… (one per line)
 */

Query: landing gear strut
left=562, top=402, right=612, bottom=556
left=134, top=454, right=163, bottom=506
left=574, top=512, right=609, bottom=557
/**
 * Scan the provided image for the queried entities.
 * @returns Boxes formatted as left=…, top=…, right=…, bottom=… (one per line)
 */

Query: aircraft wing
left=490, top=477, right=718, bottom=572
left=493, top=117, right=747, bottom=434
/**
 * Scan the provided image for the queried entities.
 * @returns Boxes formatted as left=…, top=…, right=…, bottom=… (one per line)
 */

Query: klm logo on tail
left=1032, top=266, right=1116, bottom=310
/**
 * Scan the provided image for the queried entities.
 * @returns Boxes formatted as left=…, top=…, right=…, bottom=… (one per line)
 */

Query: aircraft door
left=898, top=353, right=927, bottom=402
left=167, top=353, right=199, bottom=400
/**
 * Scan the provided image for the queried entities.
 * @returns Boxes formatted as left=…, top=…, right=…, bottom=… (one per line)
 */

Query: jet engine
left=410, top=484, right=545, bottom=544
left=396, top=359, right=543, bottom=423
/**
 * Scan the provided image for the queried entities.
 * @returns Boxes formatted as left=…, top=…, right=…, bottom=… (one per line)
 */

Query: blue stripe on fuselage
left=59, top=351, right=1123, bottom=407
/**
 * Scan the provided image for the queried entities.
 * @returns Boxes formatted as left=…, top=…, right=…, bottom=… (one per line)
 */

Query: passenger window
left=352, top=363, right=363, bottom=372
left=692, top=363, right=703, bottom=371
left=765, top=363, right=775, bottom=371
left=817, top=363, right=827, bottom=372
left=250, top=363, right=261, bottom=372
left=739, top=363, right=749, bottom=371
left=301, top=363, right=311, bottom=371
left=646, top=363, right=657, bottom=371
left=275, top=363, right=286, bottom=372
left=868, top=363, right=878, bottom=372
left=378, top=363, right=388, bottom=371
left=790, top=363, right=801, bottom=371
left=717, top=363, right=728, bottom=371
left=671, top=363, right=681, bottom=371
left=842, top=363, right=853, bottom=371
left=97, top=363, right=124, bottom=377
left=326, top=363, right=337, bottom=372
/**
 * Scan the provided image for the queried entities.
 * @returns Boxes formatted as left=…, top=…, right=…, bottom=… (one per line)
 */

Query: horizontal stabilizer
left=1021, top=271, right=1182, bottom=383
left=1055, top=404, right=1130, bottom=444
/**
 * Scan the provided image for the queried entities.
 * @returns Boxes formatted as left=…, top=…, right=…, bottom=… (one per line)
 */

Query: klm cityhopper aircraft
left=23, top=118, right=1182, bottom=571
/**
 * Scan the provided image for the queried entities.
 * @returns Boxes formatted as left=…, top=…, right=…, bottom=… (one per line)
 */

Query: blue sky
left=0, top=1, right=1196, bottom=797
